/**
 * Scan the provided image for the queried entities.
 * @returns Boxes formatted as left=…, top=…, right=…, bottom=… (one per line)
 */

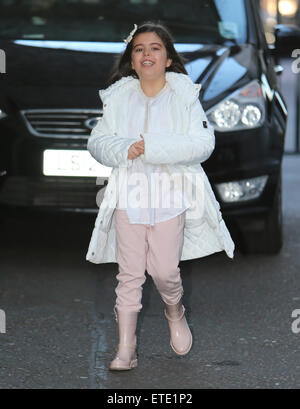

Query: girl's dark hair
left=105, top=21, right=188, bottom=87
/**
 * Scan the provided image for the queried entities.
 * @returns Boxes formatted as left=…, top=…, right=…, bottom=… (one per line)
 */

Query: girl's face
left=131, top=32, right=172, bottom=81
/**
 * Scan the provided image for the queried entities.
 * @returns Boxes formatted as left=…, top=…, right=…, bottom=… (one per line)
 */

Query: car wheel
left=240, top=169, right=283, bottom=255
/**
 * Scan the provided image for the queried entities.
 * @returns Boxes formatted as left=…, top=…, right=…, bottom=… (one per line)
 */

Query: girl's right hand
left=128, top=140, right=144, bottom=160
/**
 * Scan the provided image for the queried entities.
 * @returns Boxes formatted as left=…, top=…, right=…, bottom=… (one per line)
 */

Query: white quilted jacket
left=86, top=71, right=235, bottom=264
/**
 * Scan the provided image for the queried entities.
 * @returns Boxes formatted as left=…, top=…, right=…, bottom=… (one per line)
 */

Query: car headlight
left=206, top=80, right=265, bottom=132
left=215, top=175, right=268, bottom=202
left=0, top=109, right=7, bottom=120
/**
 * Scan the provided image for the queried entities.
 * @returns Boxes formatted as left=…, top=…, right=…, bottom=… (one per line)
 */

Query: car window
left=0, top=0, right=248, bottom=45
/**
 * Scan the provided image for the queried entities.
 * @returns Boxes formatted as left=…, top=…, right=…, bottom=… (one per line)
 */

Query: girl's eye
left=135, top=47, right=160, bottom=52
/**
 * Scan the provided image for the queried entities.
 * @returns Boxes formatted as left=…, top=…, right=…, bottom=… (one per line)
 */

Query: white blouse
left=116, top=80, right=191, bottom=225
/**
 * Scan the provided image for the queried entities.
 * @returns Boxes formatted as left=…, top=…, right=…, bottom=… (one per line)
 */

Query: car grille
left=20, top=109, right=102, bottom=139
left=0, top=175, right=104, bottom=210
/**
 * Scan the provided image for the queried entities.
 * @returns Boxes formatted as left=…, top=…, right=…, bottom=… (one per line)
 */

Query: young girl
left=86, top=21, right=235, bottom=371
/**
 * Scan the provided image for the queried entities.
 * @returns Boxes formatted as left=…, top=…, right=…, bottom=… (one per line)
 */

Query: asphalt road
left=0, top=154, right=299, bottom=389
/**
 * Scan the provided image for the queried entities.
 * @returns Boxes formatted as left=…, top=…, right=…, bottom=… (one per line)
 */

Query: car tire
left=240, top=169, right=283, bottom=255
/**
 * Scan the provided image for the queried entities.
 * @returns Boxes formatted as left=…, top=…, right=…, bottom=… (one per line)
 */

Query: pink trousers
left=114, top=209, right=186, bottom=313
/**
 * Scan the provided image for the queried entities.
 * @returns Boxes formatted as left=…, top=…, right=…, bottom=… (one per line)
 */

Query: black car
left=0, top=0, right=299, bottom=254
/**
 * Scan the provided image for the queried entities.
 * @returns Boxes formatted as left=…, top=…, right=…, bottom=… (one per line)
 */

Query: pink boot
left=109, top=307, right=138, bottom=371
left=164, top=299, right=193, bottom=356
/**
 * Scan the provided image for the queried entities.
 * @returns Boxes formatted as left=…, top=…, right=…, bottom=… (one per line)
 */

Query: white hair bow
left=123, top=24, right=138, bottom=45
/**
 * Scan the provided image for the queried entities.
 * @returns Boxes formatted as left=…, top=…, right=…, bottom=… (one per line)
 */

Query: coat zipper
left=144, top=99, right=155, bottom=226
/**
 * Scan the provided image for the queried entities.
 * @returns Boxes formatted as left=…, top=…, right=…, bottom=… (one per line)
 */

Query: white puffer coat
left=86, top=71, right=235, bottom=264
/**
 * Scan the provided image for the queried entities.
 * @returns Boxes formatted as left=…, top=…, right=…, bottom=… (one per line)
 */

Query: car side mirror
left=274, top=24, right=300, bottom=57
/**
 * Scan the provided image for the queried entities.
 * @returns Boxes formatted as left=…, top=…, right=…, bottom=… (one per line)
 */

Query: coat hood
left=99, top=71, right=202, bottom=106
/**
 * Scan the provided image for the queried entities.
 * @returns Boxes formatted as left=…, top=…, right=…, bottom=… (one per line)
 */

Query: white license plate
left=43, top=149, right=112, bottom=177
